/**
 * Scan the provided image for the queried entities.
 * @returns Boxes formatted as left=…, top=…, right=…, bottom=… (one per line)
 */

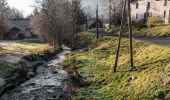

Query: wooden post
left=102, top=15, right=104, bottom=28
left=113, top=0, right=127, bottom=72
left=128, top=0, right=134, bottom=68
left=96, top=4, right=99, bottom=39
left=86, top=15, right=88, bottom=31
left=109, top=5, right=112, bottom=28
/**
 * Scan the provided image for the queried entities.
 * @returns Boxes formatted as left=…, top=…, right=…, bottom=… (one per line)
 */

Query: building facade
left=131, top=0, right=170, bottom=23
left=4, top=19, right=32, bottom=39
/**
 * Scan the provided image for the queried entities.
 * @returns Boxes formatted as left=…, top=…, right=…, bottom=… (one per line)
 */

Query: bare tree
left=102, top=0, right=123, bottom=25
left=0, top=0, right=8, bottom=38
left=32, top=0, right=85, bottom=50
left=8, top=8, right=24, bottom=19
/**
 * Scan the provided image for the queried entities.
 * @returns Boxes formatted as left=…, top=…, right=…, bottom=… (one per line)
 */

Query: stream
left=0, top=47, right=71, bottom=100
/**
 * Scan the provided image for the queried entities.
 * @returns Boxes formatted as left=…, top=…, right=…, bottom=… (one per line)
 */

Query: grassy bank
left=0, top=39, right=53, bottom=78
left=64, top=32, right=170, bottom=99
left=106, top=24, right=170, bottom=37
left=0, top=39, right=52, bottom=55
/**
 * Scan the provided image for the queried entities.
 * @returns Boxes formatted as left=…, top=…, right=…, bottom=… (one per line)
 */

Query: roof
left=87, top=18, right=101, bottom=27
left=6, top=19, right=31, bottom=32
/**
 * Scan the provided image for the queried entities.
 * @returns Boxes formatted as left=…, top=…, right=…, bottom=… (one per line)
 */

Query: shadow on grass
left=116, top=58, right=170, bottom=73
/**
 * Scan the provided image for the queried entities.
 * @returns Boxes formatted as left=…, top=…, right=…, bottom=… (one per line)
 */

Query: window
left=164, top=0, right=167, bottom=6
left=136, top=13, right=138, bottom=19
left=147, top=2, right=150, bottom=9
left=136, top=3, right=139, bottom=9
left=164, top=11, right=166, bottom=18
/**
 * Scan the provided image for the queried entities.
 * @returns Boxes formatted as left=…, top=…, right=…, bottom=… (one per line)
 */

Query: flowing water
left=0, top=47, right=71, bottom=100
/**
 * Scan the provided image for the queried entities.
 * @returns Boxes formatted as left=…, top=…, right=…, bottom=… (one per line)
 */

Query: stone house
left=87, top=18, right=103, bottom=29
left=131, top=0, right=170, bottom=24
left=4, top=19, right=32, bottom=39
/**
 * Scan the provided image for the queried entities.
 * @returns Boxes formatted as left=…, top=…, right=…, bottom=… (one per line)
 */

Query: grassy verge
left=106, top=24, right=170, bottom=37
left=63, top=32, right=170, bottom=99
left=0, top=39, right=52, bottom=55
left=0, top=61, right=18, bottom=78
left=0, top=39, right=53, bottom=78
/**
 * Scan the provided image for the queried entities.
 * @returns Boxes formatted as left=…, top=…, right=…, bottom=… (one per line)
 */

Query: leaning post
left=113, top=0, right=127, bottom=72
left=96, top=4, right=99, bottom=39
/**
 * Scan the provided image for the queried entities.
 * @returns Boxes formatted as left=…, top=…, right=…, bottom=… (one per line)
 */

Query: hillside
left=64, top=32, right=170, bottom=99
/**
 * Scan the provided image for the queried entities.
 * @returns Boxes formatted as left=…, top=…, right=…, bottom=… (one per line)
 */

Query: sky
left=6, top=0, right=103, bottom=17
left=6, top=0, right=35, bottom=17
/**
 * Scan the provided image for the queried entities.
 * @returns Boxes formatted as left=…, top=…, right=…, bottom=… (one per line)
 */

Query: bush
left=146, top=17, right=162, bottom=27
left=73, top=32, right=96, bottom=50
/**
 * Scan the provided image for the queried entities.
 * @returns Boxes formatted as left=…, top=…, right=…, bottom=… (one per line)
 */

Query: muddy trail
left=0, top=47, right=71, bottom=100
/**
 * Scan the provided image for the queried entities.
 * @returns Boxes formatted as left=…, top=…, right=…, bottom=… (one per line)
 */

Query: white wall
left=131, top=0, right=170, bottom=23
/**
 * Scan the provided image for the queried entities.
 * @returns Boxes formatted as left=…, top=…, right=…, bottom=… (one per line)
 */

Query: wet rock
left=34, top=61, right=45, bottom=67
left=0, top=78, right=6, bottom=88
left=58, top=91, right=72, bottom=100
left=52, top=70, right=58, bottom=74
left=27, top=72, right=35, bottom=79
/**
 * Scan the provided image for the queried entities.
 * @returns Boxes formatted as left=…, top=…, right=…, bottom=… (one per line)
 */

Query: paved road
left=89, top=29, right=170, bottom=47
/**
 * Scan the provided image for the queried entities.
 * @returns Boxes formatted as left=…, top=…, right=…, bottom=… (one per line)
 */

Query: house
left=87, top=18, right=103, bottom=29
left=4, top=18, right=32, bottom=39
left=131, top=0, right=170, bottom=24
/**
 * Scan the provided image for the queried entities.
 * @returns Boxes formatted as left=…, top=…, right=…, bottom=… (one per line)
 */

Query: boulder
left=0, top=78, right=6, bottom=88
left=27, top=72, right=35, bottom=79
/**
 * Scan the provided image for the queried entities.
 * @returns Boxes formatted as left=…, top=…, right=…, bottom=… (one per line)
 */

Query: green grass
left=106, top=24, right=170, bottom=37
left=63, top=32, right=170, bottom=99
left=0, top=61, right=18, bottom=78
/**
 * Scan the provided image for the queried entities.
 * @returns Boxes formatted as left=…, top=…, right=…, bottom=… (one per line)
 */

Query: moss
left=0, top=61, right=17, bottom=78
left=63, top=32, right=170, bottom=99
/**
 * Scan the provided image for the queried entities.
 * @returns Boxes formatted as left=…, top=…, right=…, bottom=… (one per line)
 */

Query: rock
left=33, top=61, right=45, bottom=67
left=0, top=78, right=6, bottom=88
left=27, top=72, right=35, bottom=79
left=127, top=76, right=137, bottom=82
left=52, top=70, right=58, bottom=74
left=162, top=77, right=170, bottom=84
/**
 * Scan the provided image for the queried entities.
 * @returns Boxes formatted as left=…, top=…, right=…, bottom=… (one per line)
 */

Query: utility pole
left=128, top=0, right=134, bottom=68
left=96, top=4, right=99, bottom=39
left=113, top=0, right=127, bottom=72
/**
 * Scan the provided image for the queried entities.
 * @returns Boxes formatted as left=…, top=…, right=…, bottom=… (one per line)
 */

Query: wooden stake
left=109, top=5, right=112, bottom=28
left=96, top=4, right=99, bottom=39
left=113, top=0, right=127, bottom=72
left=128, top=0, right=134, bottom=68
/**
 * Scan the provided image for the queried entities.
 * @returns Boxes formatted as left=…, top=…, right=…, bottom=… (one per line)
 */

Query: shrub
left=146, top=16, right=162, bottom=27
left=73, top=32, right=96, bottom=50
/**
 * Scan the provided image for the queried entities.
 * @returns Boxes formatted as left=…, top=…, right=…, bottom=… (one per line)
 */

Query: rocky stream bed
left=0, top=47, right=71, bottom=100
